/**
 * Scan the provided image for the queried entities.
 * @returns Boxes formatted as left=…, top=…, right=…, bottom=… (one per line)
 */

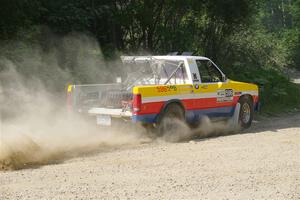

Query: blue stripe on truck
left=132, top=114, right=158, bottom=123
left=132, top=106, right=235, bottom=124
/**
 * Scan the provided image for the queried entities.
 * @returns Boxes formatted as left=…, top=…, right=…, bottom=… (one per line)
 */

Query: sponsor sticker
left=156, top=85, right=177, bottom=93
left=217, top=89, right=233, bottom=102
left=192, top=73, right=199, bottom=82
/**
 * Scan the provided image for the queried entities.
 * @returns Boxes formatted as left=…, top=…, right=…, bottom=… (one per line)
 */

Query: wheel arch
left=238, top=94, right=254, bottom=105
left=156, top=99, right=186, bottom=123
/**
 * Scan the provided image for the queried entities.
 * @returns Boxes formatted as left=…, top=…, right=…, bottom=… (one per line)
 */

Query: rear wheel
left=238, top=97, right=253, bottom=129
left=158, top=103, right=185, bottom=137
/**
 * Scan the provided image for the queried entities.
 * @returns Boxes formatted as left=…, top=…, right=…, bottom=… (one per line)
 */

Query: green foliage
left=227, top=65, right=300, bottom=113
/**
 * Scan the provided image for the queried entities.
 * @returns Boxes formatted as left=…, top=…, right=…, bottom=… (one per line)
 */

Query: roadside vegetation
left=0, top=0, right=300, bottom=113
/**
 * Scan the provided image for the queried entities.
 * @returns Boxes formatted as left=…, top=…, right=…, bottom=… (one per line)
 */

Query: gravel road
left=0, top=111, right=299, bottom=200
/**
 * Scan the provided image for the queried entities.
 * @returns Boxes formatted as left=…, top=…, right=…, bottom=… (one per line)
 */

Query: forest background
left=1, top=0, right=300, bottom=113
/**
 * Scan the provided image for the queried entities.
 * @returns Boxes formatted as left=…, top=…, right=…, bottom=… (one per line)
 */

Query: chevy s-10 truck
left=67, top=55, right=259, bottom=132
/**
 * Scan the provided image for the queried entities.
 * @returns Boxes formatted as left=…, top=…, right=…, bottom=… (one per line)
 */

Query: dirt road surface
left=0, top=111, right=299, bottom=200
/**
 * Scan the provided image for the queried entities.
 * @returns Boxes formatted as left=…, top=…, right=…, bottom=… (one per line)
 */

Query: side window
left=174, top=63, right=188, bottom=82
left=196, top=60, right=223, bottom=83
left=159, top=61, right=188, bottom=84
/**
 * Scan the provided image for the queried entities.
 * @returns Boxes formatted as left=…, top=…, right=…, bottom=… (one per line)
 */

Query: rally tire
left=238, top=97, right=253, bottom=129
left=158, top=103, right=185, bottom=136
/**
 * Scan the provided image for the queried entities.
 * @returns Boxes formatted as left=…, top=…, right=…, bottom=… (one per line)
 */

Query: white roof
left=152, top=55, right=209, bottom=60
left=121, top=55, right=210, bottom=62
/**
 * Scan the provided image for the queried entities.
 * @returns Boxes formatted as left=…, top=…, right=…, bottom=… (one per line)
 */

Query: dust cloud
left=160, top=116, right=238, bottom=143
left=192, top=116, right=239, bottom=138
left=0, top=34, right=149, bottom=170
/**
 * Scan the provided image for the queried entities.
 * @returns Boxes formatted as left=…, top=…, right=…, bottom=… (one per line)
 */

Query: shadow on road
left=190, top=112, right=300, bottom=143
left=245, top=112, right=300, bottom=134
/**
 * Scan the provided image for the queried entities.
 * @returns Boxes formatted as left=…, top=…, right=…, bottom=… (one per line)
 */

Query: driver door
left=193, top=59, right=234, bottom=117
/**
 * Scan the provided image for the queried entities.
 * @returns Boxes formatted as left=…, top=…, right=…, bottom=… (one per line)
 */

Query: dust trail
left=159, top=118, right=191, bottom=142
left=191, top=116, right=239, bottom=139
left=0, top=34, right=151, bottom=171
left=0, top=116, right=150, bottom=170
left=0, top=71, right=151, bottom=170
left=157, top=116, right=239, bottom=143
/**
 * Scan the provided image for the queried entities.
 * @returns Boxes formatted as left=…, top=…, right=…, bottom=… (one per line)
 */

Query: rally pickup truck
left=67, top=55, right=259, bottom=132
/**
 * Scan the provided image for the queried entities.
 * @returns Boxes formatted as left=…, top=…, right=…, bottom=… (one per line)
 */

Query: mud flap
left=230, top=103, right=241, bottom=130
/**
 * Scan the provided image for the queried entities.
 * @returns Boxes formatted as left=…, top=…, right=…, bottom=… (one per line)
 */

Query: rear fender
left=156, top=99, right=185, bottom=123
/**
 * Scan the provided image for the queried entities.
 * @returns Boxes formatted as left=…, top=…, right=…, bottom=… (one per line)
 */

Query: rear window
left=158, top=60, right=188, bottom=84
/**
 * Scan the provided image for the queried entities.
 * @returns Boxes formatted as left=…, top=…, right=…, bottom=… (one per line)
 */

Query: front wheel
left=238, top=97, right=253, bottom=129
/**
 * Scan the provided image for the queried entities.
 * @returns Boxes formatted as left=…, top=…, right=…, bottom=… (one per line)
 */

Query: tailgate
left=67, top=83, right=121, bottom=112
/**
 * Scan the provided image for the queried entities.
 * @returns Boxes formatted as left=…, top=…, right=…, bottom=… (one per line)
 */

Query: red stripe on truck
left=134, top=95, right=258, bottom=116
